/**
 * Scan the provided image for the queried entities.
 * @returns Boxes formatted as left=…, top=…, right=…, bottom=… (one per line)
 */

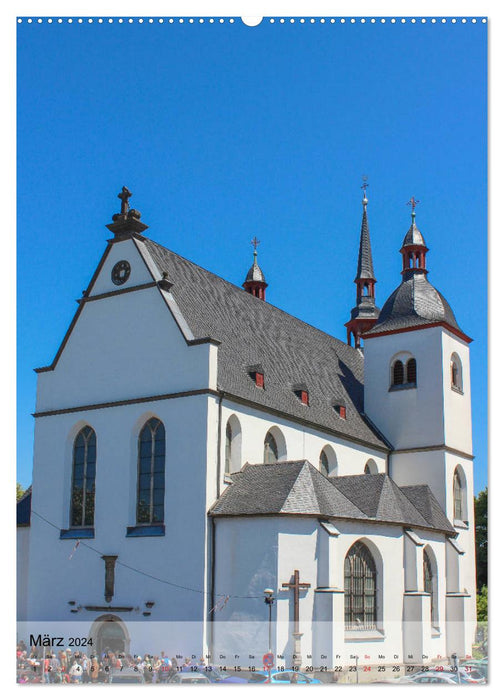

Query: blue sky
left=17, top=17, right=487, bottom=493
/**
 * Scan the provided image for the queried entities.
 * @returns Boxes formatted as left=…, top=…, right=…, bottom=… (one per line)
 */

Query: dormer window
left=294, top=388, right=309, bottom=405
left=334, top=403, right=346, bottom=419
left=248, top=367, right=265, bottom=388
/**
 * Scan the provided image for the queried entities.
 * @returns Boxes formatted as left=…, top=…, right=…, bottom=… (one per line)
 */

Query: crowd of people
left=16, top=640, right=198, bottom=684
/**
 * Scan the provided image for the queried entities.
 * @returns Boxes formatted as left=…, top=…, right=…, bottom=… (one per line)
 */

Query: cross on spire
left=251, top=236, right=261, bottom=252
left=118, top=186, right=132, bottom=215
left=406, top=196, right=420, bottom=217
left=361, top=175, right=369, bottom=200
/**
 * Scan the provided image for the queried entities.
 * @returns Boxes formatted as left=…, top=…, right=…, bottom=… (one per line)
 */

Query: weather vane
left=251, top=237, right=261, bottom=251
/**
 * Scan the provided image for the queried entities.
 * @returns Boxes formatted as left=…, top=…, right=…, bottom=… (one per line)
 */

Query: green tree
left=16, top=483, right=25, bottom=501
left=474, top=487, right=487, bottom=590
left=476, top=585, right=487, bottom=622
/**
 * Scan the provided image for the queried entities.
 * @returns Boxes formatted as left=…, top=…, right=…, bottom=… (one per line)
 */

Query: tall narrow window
left=225, top=422, right=232, bottom=476
left=392, top=360, right=404, bottom=386
left=423, top=549, right=434, bottom=623
left=344, top=541, right=377, bottom=630
left=264, top=431, right=279, bottom=464
left=453, top=469, right=463, bottom=521
left=137, top=418, right=165, bottom=525
left=71, top=426, right=97, bottom=527
left=451, top=353, right=463, bottom=391
left=406, top=358, right=417, bottom=385
left=319, top=449, right=329, bottom=476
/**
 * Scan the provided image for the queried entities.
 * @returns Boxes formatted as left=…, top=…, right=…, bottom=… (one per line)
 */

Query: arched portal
left=89, top=615, right=130, bottom=656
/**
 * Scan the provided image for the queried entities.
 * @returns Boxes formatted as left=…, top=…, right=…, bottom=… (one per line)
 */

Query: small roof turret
left=243, top=237, right=268, bottom=300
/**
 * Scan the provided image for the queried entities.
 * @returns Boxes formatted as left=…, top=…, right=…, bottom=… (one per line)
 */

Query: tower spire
left=401, top=197, right=428, bottom=277
left=345, top=179, right=380, bottom=348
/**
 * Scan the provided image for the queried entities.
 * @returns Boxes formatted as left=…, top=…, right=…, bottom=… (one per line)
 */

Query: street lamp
left=264, top=589, right=275, bottom=684
left=264, top=588, right=275, bottom=651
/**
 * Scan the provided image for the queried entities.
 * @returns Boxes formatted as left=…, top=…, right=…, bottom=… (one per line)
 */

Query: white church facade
left=17, top=186, right=476, bottom=669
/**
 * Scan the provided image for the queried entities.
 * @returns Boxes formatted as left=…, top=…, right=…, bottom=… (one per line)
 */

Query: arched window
left=423, top=548, right=438, bottom=626
left=264, top=431, right=278, bottom=464
left=225, top=421, right=232, bottom=476
left=344, top=541, right=377, bottom=630
left=319, top=449, right=329, bottom=476
left=392, top=360, right=404, bottom=386
left=137, top=418, right=165, bottom=525
left=451, top=353, right=463, bottom=391
left=224, top=416, right=241, bottom=476
left=364, top=459, right=378, bottom=475
left=406, top=358, right=417, bottom=385
left=71, top=426, right=97, bottom=527
left=453, top=468, right=464, bottom=521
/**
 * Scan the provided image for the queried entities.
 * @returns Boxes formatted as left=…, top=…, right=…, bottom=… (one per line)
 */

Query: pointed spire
left=344, top=179, right=380, bottom=348
left=243, top=237, right=268, bottom=300
left=355, top=178, right=376, bottom=282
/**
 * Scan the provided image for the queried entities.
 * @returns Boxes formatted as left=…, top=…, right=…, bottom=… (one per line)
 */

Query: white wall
left=442, top=331, right=472, bottom=455
left=27, top=394, right=212, bottom=632
left=217, top=398, right=388, bottom=495
left=364, top=327, right=445, bottom=450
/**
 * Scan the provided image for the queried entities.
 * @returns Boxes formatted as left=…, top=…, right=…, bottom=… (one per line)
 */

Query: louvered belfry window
left=71, top=426, right=97, bottom=527
left=392, top=360, right=404, bottom=385
left=406, top=358, right=417, bottom=384
left=344, top=541, right=377, bottom=630
left=137, top=418, right=165, bottom=524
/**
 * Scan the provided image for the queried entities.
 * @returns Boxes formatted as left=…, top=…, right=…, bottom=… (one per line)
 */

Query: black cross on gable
left=118, top=186, right=132, bottom=215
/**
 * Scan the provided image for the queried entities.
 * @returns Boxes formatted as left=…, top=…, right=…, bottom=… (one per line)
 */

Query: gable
left=35, top=239, right=215, bottom=412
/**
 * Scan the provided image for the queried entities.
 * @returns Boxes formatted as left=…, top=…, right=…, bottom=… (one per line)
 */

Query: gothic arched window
left=406, top=358, right=417, bottom=385
left=319, top=449, right=329, bottom=476
left=264, top=431, right=279, bottom=464
left=453, top=468, right=464, bottom=522
left=137, top=418, right=165, bottom=525
left=423, top=548, right=438, bottom=626
left=344, top=541, right=377, bottom=630
left=71, top=426, right=97, bottom=527
left=392, top=360, right=404, bottom=386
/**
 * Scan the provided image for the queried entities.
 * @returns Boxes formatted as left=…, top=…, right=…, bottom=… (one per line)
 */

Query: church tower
left=345, top=181, right=380, bottom=347
left=243, top=237, right=268, bottom=300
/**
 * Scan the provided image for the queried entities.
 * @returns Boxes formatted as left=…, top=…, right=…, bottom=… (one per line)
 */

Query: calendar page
left=16, top=4, right=488, bottom=687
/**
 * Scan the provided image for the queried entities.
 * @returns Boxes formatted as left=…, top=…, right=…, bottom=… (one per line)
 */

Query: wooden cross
left=251, top=236, right=261, bottom=251
left=406, top=196, right=420, bottom=211
left=282, top=570, right=311, bottom=635
left=118, top=186, right=132, bottom=214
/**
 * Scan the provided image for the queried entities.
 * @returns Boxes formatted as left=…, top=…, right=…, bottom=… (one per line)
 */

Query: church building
left=17, top=185, right=476, bottom=668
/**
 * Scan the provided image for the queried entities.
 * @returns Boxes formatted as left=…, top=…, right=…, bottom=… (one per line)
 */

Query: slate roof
left=143, top=238, right=389, bottom=449
left=17, top=486, right=31, bottom=526
left=402, top=221, right=426, bottom=248
left=209, top=462, right=455, bottom=534
left=244, top=252, right=266, bottom=283
left=366, top=271, right=462, bottom=336
left=355, top=205, right=376, bottom=281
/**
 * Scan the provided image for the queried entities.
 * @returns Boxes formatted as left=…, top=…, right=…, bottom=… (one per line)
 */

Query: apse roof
left=209, top=461, right=455, bottom=534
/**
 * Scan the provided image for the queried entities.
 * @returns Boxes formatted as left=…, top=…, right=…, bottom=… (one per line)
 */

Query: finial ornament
left=361, top=175, right=369, bottom=205
left=118, top=186, right=132, bottom=214
left=406, top=196, right=420, bottom=218
left=251, top=237, right=261, bottom=256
